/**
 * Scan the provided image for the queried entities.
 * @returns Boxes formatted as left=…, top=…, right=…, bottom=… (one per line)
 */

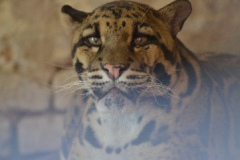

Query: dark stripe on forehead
left=112, top=9, right=122, bottom=19
left=93, top=14, right=100, bottom=20
left=100, top=2, right=133, bottom=11
left=85, top=24, right=94, bottom=29
left=135, top=23, right=157, bottom=37
left=98, top=2, right=149, bottom=19
left=137, top=6, right=147, bottom=12
left=138, top=23, right=150, bottom=28
left=100, top=5, right=126, bottom=19
left=126, top=14, right=132, bottom=18
left=102, top=14, right=111, bottom=18
left=131, top=13, right=140, bottom=18
left=83, top=22, right=100, bottom=36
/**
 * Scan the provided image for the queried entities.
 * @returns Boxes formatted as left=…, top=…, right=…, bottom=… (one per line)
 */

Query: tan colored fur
left=60, top=1, right=240, bottom=160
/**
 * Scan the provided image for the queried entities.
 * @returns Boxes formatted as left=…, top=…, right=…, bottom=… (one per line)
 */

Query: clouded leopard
left=60, top=0, right=240, bottom=159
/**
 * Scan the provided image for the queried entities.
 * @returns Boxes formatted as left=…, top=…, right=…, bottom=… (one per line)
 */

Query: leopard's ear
left=158, top=0, right=192, bottom=37
left=61, top=5, right=89, bottom=32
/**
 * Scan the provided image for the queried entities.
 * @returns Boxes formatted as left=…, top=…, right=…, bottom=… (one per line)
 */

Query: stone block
left=0, top=73, right=51, bottom=112
left=33, top=152, right=59, bottom=160
left=17, top=114, right=64, bottom=155
left=0, top=115, right=11, bottom=157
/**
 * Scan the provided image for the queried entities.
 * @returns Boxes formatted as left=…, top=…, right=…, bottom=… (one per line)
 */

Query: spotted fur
left=60, top=0, right=240, bottom=160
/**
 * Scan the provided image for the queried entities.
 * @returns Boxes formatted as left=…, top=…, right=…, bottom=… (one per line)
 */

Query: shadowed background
left=0, top=0, right=240, bottom=159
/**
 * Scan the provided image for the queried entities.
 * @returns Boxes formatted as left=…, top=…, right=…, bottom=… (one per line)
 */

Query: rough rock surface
left=0, top=73, right=51, bottom=112
left=18, top=114, right=64, bottom=155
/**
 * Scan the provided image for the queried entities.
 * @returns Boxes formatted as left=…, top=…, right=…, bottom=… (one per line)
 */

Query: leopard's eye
left=86, top=37, right=102, bottom=46
left=134, top=36, right=148, bottom=47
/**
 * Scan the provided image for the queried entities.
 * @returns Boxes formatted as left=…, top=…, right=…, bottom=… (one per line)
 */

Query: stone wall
left=0, top=0, right=240, bottom=160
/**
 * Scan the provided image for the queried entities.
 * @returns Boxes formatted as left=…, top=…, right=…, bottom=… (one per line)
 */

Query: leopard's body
left=60, top=1, right=240, bottom=160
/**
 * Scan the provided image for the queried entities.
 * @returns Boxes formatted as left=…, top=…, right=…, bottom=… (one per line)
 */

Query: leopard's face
left=60, top=1, right=234, bottom=160
left=62, top=1, right=192, bottom=113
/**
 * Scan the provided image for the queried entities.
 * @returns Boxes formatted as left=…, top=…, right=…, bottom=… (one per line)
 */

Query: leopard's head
left=62, top=0, right=192, bottom=113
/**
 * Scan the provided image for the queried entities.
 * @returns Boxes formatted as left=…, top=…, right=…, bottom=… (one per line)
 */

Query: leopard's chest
left=68, top=113, right=176, bottom=160
left=81, top=94, right=175, bottom=147
left=69, top=139, right=176, bottom=160
left=66, top=96, right=205, bottom=160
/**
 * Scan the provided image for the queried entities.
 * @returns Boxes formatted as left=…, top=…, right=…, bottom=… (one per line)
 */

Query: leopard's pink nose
left=103, top=64, right=128, bottom=80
